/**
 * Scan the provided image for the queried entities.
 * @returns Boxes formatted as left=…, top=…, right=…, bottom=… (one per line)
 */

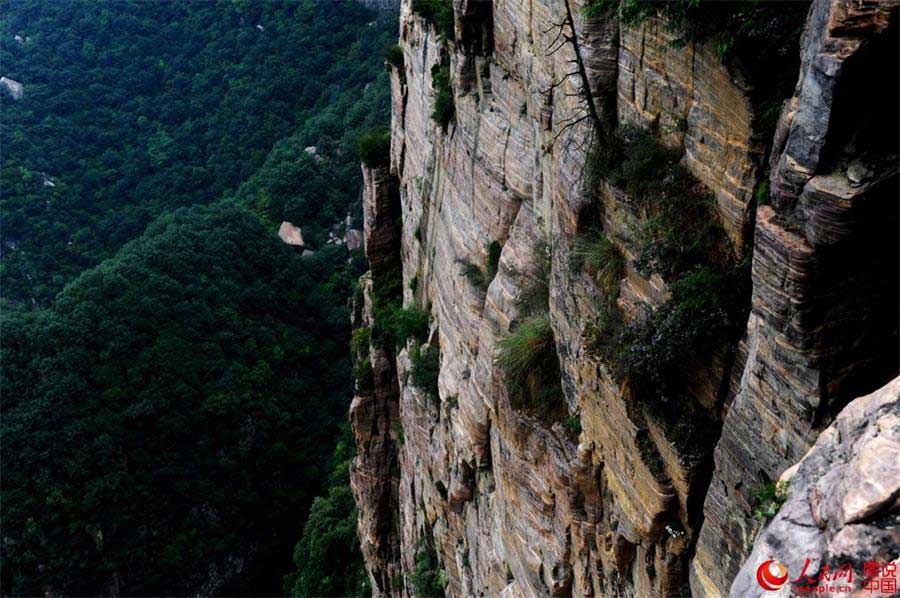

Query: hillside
left=0, top=0, right=391, bottom=304
left=1, top=1, right=395, bottom=595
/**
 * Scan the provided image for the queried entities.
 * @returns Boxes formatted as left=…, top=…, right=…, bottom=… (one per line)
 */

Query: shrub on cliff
left=515, top=237, right=552, bottom=316
left=351, top=326, right=371, bottom=358
left=457, top=240, right=504, bottom=295
left=410, top=343, right=441, bottom=399
left=582, top=126, right=750, bottom=436
left=358, top=128, right=392, bottom=168
left=430, top=62, right=455, bottom=130
left=584, top=0, right=808, bottom=61
left=609, top=125, right=679, bottom=200
left=353, top=356, right=375, bottom=393
left=385, top=44, right=404, bottom=69
left=457, top=258, right=488, bottom=292
left=368, top=262, right=432, bottom=350
left=412, top=0, right=454, bottom=40
left=374, top=304, right=430, bottom=349
left=588, top=124, right=731, bottom=281
left=409, top=540, right=448, bottom=597
left=584, top=302, right=626, bottom=367
left=496, top=314, right=565, bottom=416
left=608, top=263, right=749, bottom=396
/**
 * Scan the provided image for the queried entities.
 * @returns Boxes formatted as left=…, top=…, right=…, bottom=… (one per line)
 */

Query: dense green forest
left=2, top=205, right=363, bottom=595
left=1, top=0, right=392, bottom=595
left=1, top=0, right=389, bottom=304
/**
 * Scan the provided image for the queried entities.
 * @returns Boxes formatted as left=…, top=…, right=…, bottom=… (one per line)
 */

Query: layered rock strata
left=691, top=0, right=899, bottom=591
left=350, top=1, right=899, bottom=596
left=349, top=164, right=404, bottom=593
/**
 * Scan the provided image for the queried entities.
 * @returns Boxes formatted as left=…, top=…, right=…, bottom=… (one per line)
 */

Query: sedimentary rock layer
left=351, top=1, right=899, bottom=596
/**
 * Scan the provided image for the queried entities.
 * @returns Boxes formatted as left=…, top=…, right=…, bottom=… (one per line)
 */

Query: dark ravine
left=350, top=1, right=899, bottom=596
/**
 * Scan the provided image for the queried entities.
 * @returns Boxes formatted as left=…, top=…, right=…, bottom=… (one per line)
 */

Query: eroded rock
left=730, top=376, right=900, bottom=598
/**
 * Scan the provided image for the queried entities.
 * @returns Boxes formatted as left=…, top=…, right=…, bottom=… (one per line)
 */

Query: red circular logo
left=757, top=560, right=788, bottom=591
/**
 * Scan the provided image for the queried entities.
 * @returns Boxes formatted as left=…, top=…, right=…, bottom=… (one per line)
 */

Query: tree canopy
left=1, top=0, right=391, bottom=303
left=1, top=1, right=396, bottom=593
left=1, top=204, right=364, bottom=595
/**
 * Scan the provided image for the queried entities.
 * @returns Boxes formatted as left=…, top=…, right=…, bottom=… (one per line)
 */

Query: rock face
left=691, top=0, right=900, bottom=591
left=1, top=76, right=24, bottom=100
left=350, top=1, right=899, bottom=596
left=277, top=221, right=305, bottom=246
left=730, top=376, right=900, bottom=598
left=349, top=164, right=404, bottom=594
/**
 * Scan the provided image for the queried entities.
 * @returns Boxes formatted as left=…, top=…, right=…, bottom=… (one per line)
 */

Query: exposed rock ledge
left=731, top=376, right=900, bottom=598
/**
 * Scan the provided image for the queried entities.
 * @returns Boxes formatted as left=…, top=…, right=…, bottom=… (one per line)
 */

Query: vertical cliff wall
left=351, top=1, right=899, bottom=596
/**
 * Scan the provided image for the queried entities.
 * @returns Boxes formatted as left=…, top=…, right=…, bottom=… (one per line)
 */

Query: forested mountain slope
left=2, top=205, right=359, bottom=595
left=1, top=1, right=395, bottom=595
left=1, top=0, right=389, bottom=304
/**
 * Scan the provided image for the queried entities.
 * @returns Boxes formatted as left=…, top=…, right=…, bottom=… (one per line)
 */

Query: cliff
left=350, top=1, right=899, bottom=596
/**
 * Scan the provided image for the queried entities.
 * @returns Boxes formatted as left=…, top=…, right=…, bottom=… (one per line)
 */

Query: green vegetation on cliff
left=582, top=123, right=751, bottom=452
left=285, top=426, right=371, bottom=597
left=496, top=238, right=567, bottom=420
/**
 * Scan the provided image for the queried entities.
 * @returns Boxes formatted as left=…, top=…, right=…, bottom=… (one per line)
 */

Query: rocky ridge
left=350, top=1, right=899, bottom=596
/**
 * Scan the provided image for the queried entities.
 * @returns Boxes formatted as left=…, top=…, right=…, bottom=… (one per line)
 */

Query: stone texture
left=353, top=1, right=899, bottom=596
left=1, top=76, right=23, bottom=100
left=617, top=17, right=759, bottom=254
left=277, top=221, right=304, bottom=246
left=350, top=166, right=404, bottom=595
left=730, top=376, right=900, bottom=598
left=346, top=228, right=365, bottom=252
left=691, top=2, right=899, bottom=593
left=349, top=275, right=403, bottom=595
left=769, top=0, right=898, bottom=207
left=362, top=164, right=403, bottom=279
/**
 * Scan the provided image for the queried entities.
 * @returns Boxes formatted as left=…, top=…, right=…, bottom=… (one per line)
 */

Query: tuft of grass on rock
left=752, top=480, right=789, bottom=520
left=573, top=231, right=624, bottom=296
left=496, top=314, right=564, bottom=416
left=514, top=237, right=552, bottom=316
